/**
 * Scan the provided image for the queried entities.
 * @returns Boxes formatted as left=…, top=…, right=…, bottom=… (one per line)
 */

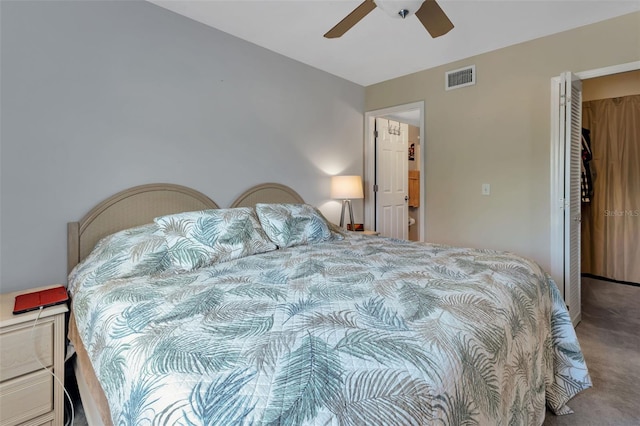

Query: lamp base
left=339, top=199, right=355, bottom=229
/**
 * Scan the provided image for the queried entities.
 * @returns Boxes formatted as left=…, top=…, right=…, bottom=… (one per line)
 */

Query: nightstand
left=361, top=230, right=380, bottom=236
left=0, top=286, right=68, bottom=426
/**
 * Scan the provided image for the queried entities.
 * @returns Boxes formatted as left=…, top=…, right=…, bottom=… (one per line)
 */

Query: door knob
left=405, top=196, right=409, bottom=201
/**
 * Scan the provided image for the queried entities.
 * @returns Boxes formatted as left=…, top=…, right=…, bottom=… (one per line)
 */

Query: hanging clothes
left=581, top=128, right=593, bottom=203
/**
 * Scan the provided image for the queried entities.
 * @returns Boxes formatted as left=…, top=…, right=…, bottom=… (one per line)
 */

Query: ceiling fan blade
left=415, top=0, right=454, bottom=38
left=324, top=0, right=377, bottom=39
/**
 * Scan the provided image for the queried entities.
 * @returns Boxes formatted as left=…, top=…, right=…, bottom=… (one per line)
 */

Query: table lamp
left=331, top=175, right=364, bottom=229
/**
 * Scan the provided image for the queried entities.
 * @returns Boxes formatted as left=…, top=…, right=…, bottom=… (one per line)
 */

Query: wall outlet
left=482, top=183, right=491, bottom=195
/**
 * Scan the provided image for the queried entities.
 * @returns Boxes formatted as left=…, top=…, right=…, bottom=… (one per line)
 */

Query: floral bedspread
left=69, top=232, right=591, bottom=425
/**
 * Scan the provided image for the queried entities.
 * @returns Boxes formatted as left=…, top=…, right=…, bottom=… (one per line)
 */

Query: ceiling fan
left=324, top=0, right=454, bottom=39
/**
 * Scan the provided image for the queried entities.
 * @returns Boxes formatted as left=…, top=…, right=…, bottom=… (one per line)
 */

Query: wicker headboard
left=67, top=183, right=219, bottom=274
left=230, top=183, right=304, bottom=208
left=67, top=182, right=306, bottom=275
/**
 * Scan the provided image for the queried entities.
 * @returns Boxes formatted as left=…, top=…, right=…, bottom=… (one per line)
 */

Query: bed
left=67, top=182, right=591, bottom=426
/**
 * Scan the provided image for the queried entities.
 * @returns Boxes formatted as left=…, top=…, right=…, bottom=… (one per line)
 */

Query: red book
left=13, top=286, right=69, bottom=315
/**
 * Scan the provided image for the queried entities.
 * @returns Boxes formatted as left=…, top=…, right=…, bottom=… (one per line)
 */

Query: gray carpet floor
left=543, top=277, right=640, bottom=426
left=67, top=277, right=639, bottom=425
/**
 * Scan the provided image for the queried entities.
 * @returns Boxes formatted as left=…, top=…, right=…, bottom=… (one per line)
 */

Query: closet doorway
left=581, top=71, right=640, bottom=286
left=550, top=61, right=640, bottom=327
left=364, top=102, right=425, bottom=241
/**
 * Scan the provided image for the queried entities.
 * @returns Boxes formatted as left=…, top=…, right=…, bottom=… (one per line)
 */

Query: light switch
left=482, top=183, right=491, bottom=195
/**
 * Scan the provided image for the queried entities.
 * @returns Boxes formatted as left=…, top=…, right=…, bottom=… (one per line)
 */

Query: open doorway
left=364, top=101, right=425, bottom=241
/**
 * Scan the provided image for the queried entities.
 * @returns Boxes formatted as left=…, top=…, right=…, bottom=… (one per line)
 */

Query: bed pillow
left=68, top=223, right=169, bottom=292
left=255, top=203, right=335, bottom=248
left=154, top=208, right=276, bottom=272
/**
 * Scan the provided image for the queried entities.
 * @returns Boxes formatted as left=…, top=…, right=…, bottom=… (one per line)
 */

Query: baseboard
left=582, top=273, right=640, bottom=288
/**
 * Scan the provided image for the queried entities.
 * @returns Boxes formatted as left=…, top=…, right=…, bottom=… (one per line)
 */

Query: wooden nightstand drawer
left=0, top=369, right=53, bottom=426
left=0, top=287, right=67, bottom=426
left=0, top=321, right=53, bottom=382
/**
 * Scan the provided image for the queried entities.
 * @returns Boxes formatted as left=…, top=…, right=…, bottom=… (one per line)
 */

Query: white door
left=559, top=71, right=583, bottom=326
left=376, top=118, right=408, bottom=239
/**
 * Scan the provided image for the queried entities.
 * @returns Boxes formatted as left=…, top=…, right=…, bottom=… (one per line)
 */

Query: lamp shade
left=331, top=175, right=364, bottom=199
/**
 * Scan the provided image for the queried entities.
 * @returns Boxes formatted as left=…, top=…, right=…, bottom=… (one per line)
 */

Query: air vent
left=445, top=65, right=475, bottom=90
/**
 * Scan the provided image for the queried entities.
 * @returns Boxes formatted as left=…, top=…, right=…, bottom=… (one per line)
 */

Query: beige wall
left=365, top=12, right=640, bottom=273
left=583, top=70, right=640, bottom=101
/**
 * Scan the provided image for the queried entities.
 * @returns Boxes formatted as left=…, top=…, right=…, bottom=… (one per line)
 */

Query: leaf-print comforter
left=68, top=233, right=591, bottom=425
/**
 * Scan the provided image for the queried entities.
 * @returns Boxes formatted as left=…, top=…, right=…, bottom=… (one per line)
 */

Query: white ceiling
left=149, top=1, right=640, bottom=86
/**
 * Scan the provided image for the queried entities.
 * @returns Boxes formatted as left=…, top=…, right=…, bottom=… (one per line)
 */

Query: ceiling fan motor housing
left=375, top=0, right=425, bottom=19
